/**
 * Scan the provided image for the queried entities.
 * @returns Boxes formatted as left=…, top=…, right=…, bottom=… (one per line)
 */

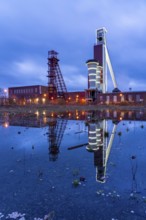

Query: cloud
left=62, top=64, right=87, bottom=91
left=2, top=59, right=47, bottom=87
left=0, top=0, right=146, bottom=92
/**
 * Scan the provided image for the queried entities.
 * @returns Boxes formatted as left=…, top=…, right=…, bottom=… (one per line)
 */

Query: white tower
left=86, top=28, right=120, bottom=101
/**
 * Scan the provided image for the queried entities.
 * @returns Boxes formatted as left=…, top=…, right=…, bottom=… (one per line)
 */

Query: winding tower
left=86, top=28, right=120, bottom=102
left=47, top=50, right=67, bottom=100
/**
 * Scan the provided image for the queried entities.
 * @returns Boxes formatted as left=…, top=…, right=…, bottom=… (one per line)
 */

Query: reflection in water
left=1, top=109, right=146, bottom=177
left=1, top=109, right=146, bottom=219
left=86, top=112, right=117, bottom=183
left=48, top=116, right=67, bottom=161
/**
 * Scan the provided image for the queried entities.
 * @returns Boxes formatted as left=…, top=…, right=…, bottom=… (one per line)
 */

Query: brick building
left=8, top=85, right=48, bottom=104
left=95, top=91, right=146, bottom=105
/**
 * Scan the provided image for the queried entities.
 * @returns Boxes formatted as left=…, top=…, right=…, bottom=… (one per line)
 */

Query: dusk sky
left=0, top=0, right=146, bottom=92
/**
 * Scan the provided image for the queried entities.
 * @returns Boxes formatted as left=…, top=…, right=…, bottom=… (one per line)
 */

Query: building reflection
left=1, top=109, right=146, bottom=166
left=86, top=112, right=117, bottom=183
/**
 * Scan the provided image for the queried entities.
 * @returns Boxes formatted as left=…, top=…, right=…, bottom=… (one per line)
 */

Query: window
left=128, top=95, right=133, bottom=101
left=136, top=94, right=140, bottom=102
left=113, top=111, right=117, bottom=118
left=35, top=88, right=38, bottom=93
left=88, top=64, right=97, bottom=68
left=121, top=95, right=125, bottom=102
left=106, top=110, right=110, bottom=117
left=89, top=81, right=96, bottom=88
left=113, top=96, right=117, bottom=102
left=88, top=69, right=96, bottom=74
left=106, top=96, right=110, bottom=103
left=89, top=75, right=96, bottom=80
left=100, top=96, right=103, bottom=101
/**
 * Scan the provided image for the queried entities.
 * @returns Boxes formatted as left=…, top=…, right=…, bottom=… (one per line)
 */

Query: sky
left=0, top=0, right=146, bottom=92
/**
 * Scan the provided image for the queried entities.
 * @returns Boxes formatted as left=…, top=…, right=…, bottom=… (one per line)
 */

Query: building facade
left=8, top=85, right=48, bottom=104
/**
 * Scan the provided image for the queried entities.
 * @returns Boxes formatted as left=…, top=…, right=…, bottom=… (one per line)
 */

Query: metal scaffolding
left=47, top=50, right=67, bottom=100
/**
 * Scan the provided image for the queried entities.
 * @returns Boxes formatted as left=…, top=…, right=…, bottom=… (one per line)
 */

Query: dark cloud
left=0, top=0, right=146, bottom=91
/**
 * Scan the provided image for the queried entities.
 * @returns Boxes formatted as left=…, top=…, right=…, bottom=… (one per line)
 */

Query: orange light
left=35, top=98, right=39, bottom=103
left=68, top=113, right=71, bottom=117
left=3, top=122, right=9, bottom=128
left=119, top=93, right=123, bottom=97
left=42, top=98, right=46, bottom=103
left=120, top=117, right=123, bottom=121
left=44, top=94, right=47, bottom=97
left=35, top=111, right=39, bottom=116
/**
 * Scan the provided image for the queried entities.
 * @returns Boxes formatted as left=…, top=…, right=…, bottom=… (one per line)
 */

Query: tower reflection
left=48, top=115, right=67, bottom=161
left=86, top=113, right=117, bottom=183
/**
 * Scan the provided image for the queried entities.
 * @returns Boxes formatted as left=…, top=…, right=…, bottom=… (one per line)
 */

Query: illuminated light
left=43, top=111, right=46, bottom=115
left=51, top=113, right=54, bottom=117
left=76, top=95, right=79, bottom=98
left=88, top=73, right=96, bottom=76
left=89, top=131, right=96, bottom=134
left=89, top=137, right=97, bottom=140
left=88, top=142, right=97, bottom=145
left=97, top=139, right=102, bottom=142
left=43, top=94, right=47, bottom=97
left=43, top=117, right=47, bottom=123
left=82, top=111, right=85, bottom=115
left=4, top=89, right=7, bottom=93
left=51, top=97, right=54, bottom=100
left=35, top=111, right=39, bottom=116
left=120, top=117, right=123, bottom=121
left=97, top=134, right=101, bottom=137
left=76, top=116, right=79, bottom=119
left=87, top=62, right=98, bottom=65
left=42, top=98, right=46, bottom=103
left=35, top=98, right=39, bottom=104
left=68, top=97, right=71, bottom=100
left=119, top=93, right=123, bottom=97
left=88, top=67, right=97, bottom=70
left=68, top=113, right=71, bottom=117
left=3, top=122, right=9, bottom=128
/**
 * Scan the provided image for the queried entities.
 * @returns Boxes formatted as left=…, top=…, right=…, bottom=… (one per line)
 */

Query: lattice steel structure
left=47, top=50, right=67, bottom=100
left=48, top=117, right=68, bottom=161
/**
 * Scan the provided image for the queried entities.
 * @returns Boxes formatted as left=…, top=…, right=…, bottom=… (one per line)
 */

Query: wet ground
left=1, top=110, right=146, bottom=219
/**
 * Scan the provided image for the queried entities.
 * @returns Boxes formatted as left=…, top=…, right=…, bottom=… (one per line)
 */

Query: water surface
left=0, top=110, right=146, bottom=220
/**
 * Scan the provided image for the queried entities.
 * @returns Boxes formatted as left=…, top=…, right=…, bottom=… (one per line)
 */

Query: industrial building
left=8, top=85, right=48, bottom=104
left=7, top=28, right=146, bottom=105
left=85, top=28, right=146, bottom=105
